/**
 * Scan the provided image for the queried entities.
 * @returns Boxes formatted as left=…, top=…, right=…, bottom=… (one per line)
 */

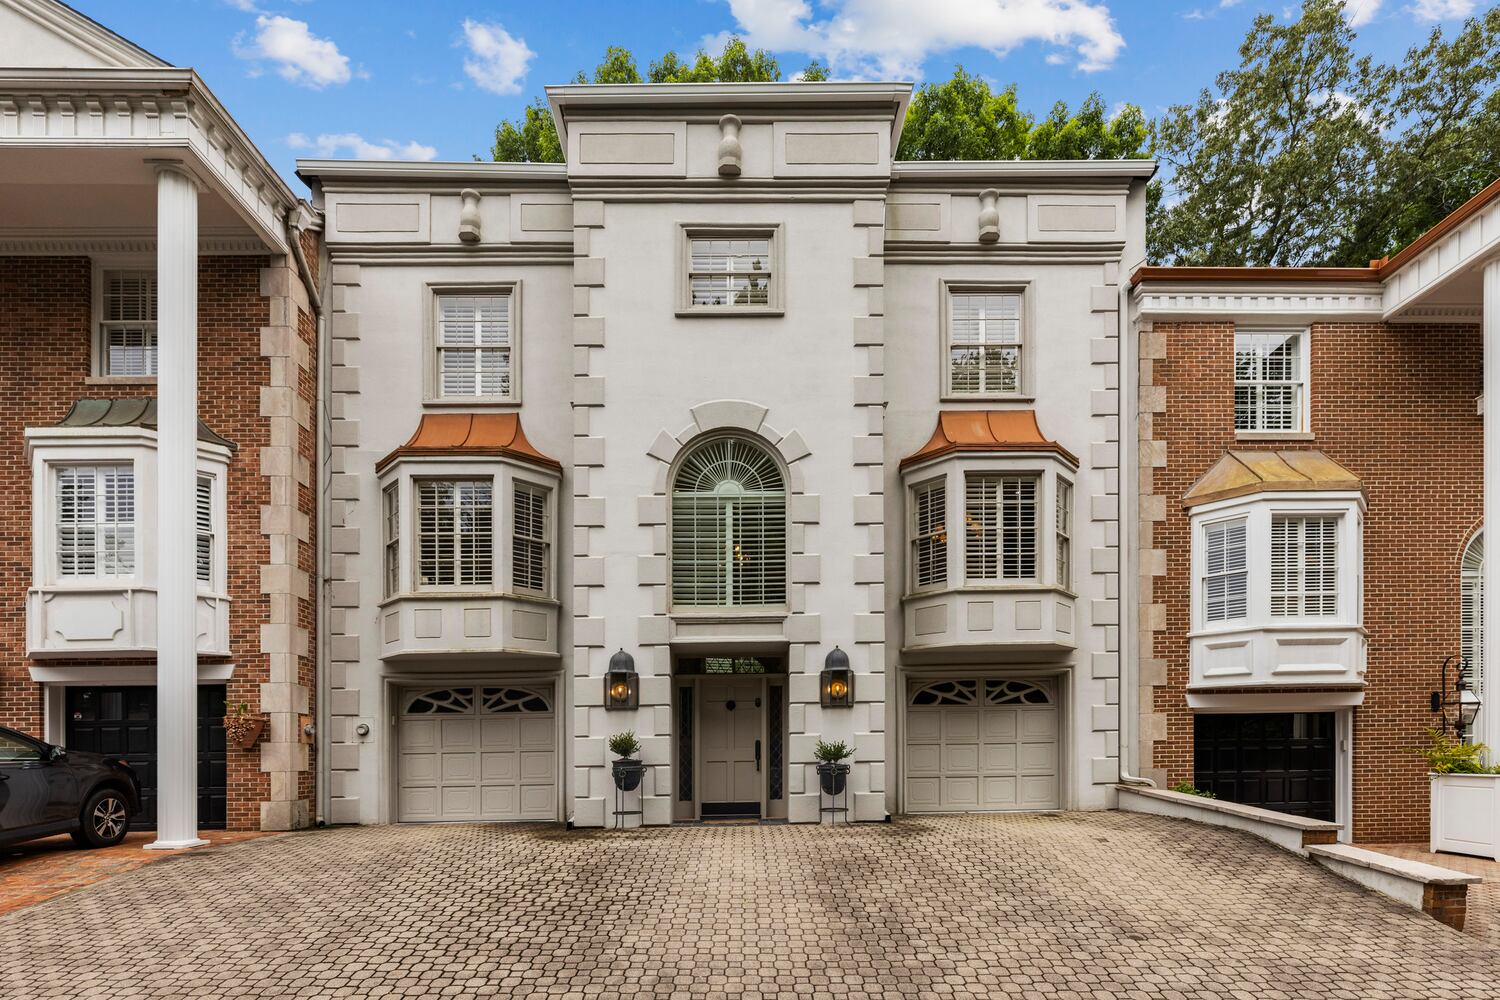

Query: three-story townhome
left=302, top=84, right=1151, bottom=826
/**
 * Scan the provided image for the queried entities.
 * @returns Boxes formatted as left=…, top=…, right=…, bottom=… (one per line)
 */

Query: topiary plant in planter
left=609, top=730, right=644, bottom=792
left=813, top=739, right=852, bottom=796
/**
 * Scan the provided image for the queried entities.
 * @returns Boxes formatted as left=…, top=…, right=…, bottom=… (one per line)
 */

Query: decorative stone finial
left=459, top=188, right=481, bottom=243
left=717, top=114, right=743, bottom=178
left=977, top=188, right=1000, bottom=244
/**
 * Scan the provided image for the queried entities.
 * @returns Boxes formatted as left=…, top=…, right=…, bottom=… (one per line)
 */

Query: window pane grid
left=437, top=295, right=512, bottom=398
left=417, top=480, right=493, bottom=588
left=1462, top=535, right=1484, bottom=697
left=512, top=484, right=549, bottom=595
left=1203, top=519, right=1248, bottom=623
left=1234, top=332, right=1302, bottom=431
left=689, top=238, right=771, bottom=307
left=1270, top=515, right=1338, bottom=617
left=57, top=465, right=135, bottom=579
left=912, top=481, right=947, bottom=589
left=950, top=293, right=1022, bottom=395
left=195, top=475, right=213, bottom=585
left=383, top=484, right=400, bottom=597
left=965, top=474, right=1037, bottom=581
left=103, top=271, right=158, bottom=376
left=671, top=439, right=786, bottom=607
left=1056, top=479, right=1073, bottom=589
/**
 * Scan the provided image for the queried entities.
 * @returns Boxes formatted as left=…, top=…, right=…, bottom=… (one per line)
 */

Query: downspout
left=1117, top=180, right=1155, bottom=791
left=285, top=206, right=331, bottom=823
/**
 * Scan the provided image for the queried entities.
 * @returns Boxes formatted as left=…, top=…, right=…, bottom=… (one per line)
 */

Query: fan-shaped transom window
left=909, top=679, right=978, bottom=706
left=986, top=679, right=1050, bottom=705
left=671, top=438, right=787, bottom=607
left=403, top=686, right=551, bottom=715
left=1462, top=531, right=1484, bottom=697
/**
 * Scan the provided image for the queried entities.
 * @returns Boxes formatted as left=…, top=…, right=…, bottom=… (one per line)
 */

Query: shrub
left=1168, top=781, right=1217, bottom=799
left=607, top=731, right=641, bottom=759
left=813, top=739, right=852, bottom=764
left=1409, top=728, right=1500, bottom=774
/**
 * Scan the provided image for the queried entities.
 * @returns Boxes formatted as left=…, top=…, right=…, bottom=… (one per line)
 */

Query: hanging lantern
left=604, top=648, right=638, bottom=710
left=820, top=646, right=854, bottom=708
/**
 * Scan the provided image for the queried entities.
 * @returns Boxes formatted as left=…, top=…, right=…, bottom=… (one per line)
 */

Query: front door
left=698, top=676, right=764, bottom=817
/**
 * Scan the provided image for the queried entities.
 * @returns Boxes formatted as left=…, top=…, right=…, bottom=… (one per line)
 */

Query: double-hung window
left=1055, top=479, right=1073, bottom=590
left=512, top=483, right=549, bottom=595
left=435, top=293, right=513, bottom=401
left=383, top=483, right=400, bottom=597
left=911, top=480, right=947, bottom=589
left=1203, top=519, right=1248, bottom=623
left=1234, top=330, right=1304, bottom=432
left=948, top=291, right=1023, bottom=397
left=57, top=464, right=135, bottom=579
left=100, top=270, right=158, bottom=377
left=416, top=479, right=493, bottom=588
left=965, top=473, right=1037, bottom=582
left=688, top=237, right=772, bottom=307
left=1270, top=515, right=1338, bottom=616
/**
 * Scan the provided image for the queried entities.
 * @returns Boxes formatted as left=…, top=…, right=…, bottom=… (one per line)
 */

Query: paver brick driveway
left=1, top=811, right=1495, bottom=999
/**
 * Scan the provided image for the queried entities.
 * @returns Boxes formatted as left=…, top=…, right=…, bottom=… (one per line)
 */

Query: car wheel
left=77, top=788, right=131, bottom=848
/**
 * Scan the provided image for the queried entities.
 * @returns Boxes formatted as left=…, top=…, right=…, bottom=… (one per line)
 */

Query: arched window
left=672, top=438, right=786, bottom=607
left=1462, top=531, right=1484, bottom=696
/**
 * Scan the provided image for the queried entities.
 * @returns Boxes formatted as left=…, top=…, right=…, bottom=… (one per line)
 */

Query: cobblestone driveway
left=1, top=812, right=1495, bottom=999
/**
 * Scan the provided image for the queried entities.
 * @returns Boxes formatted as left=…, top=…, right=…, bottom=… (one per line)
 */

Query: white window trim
left=413, top=477, right=496, bottom=592
left=939, top=279, right=1034, bottom=401
left=900, top=452, right=1076, bottom=598
left=25, top=426, right=232, bottom=596
left=1189, top=491, right=1364, bottom=637
left=89, top=256, right=158, bottom=384
left=376, top=456, right=559, bottom=604
left=908, top=475, right=949, bottom=594
left=675, top=223, right=785, bottom=317
left=511, top=479, right=553, bottom=598
left=1233, top=325, right=1311, bottom=439
left=423, top=282, right=522, bottom=407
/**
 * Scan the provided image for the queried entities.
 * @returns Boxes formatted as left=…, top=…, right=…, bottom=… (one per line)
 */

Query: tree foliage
left=895, top=67, right=1149, bottom=163
left=1151, top=0, right=1500, bottom=266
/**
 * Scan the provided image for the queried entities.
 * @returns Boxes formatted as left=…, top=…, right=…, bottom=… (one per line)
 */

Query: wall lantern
left=820, top=646, right=854, bottom=708
left=1432, top=654, right=1483, bottom=738
left=605, top=648, right=638, bottom=710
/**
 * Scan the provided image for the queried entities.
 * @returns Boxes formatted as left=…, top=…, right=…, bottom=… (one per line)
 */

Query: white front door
left=698, top=676, right=764, bottom=816
left=904, top=677, right=1059, bottom=813
left=397, top=684, right=556, bottom=822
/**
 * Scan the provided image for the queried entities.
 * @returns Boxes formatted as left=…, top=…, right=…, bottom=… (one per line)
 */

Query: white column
left=147, top=164, right=207, bottom=850
left=1482, top=257, right=1500, bottom=760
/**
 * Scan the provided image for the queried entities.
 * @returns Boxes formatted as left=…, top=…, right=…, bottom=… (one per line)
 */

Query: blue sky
left=73, top=0, right=1485, bottom=192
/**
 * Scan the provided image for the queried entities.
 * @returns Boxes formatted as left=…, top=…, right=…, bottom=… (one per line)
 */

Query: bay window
left=512, top=483, right=549, bottom=596
left=911, top=479, right=947, bottom=590
left=965, top=473, right=1038, bottom=582
left=56, top=464, right=135, bottom=579
left=416, top=479, right=493, bottom=589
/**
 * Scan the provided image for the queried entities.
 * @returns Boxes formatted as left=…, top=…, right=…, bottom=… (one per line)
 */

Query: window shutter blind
left=512, top=484, right=549, bottom=594
left=912, top=481, right=947, bottom=588
left=949, top=292, right=1022, bottom=395
left=1462, top=534, right=1484, bottom=696
left=195, top=475, right=212, bottom=584
left=1271, top=515, right=1338, bottom=617
left=670, top=439, right=786, bottom=607
left=103, top=271, right=159, bottom=376
left=57, top=465, right=135, bottom=578
left=965, top=474, right=1037, bottom=581
left=383, top=484, right=400, bottom=597
left=437, top=295, right=511, bottom=398
left=1233, top=331, right=1301, bottom=432
left=1056, top=479, right=1073, bottom=589
left=416, top=479, right=492, bottom=587
left=1203, top=519, right=1248, bottom=623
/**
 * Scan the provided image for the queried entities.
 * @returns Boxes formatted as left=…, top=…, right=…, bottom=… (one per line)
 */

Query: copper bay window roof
left=1183, top=450, right=1362, bottom=507
left=375, top=413, right=561, bottom=473
left=901, top=410, right=1077, bottom=469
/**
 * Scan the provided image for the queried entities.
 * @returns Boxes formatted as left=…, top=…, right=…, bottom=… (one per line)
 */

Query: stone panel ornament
left=458, top=188, right=482, bottom=243
left=978, top=188, right=1000, bottom=243
left=717, top=114, right=743, bottom=177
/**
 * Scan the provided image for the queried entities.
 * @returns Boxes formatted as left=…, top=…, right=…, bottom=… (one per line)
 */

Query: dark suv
left=0, top=725, right=142, bottom=849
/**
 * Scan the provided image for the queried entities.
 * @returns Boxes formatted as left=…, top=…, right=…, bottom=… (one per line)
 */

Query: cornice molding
left=1133, top=284, right=1385, bottom=319
left=1386, top=304, right=1483, bottom=324
left=0, top=227, right=269, bottom=255
left=892, top=159, right=1156, bottom=182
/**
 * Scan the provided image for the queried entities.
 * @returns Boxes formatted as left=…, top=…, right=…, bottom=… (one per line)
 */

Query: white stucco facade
left=303, top=83, right=1152, bottom=827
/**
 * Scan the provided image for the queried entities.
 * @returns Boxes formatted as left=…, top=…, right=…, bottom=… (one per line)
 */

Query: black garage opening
left=1194, top=712, right=1335, bottom=821
left=64, top=685, right=228, bottom=830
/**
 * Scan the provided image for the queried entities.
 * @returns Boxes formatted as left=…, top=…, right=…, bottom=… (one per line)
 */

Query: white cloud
left=709, top=0, right=1125, bottom=78
left=223, top=0, right=260, bottom=11
left=286, top=132, right=438, bottom=161
left=235, top=15, right=352, bottom=88
left=1343, top=0, right=1382, bottom=26
left=460, top=19, right=534, bottom=95
left=1409, top=0, right=1474, bottom=19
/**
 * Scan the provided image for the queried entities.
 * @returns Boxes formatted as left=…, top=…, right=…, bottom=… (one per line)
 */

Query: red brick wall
left=0, top=255, right=275, bottom=831
left=1151, top=319, right=1482, bottom=842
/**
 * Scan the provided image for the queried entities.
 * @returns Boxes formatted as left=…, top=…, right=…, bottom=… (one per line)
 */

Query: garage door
left=905, top=678, right=1059, bottom=812
left=1194, top=713, right=1335, bottom=821
left=397, top=684, right=556, bottom=822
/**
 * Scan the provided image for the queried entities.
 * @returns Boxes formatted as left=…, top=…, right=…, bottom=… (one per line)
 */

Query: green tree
left=489, top=98, right=564, bottom=163
left=576, top=46, right=642, bottom=84
left=896, top=68, right=1031, bottom=161
left=649, top=37, right=780, bottom=83
left=1150, top=0, right=1383, bottom=266
left=1026, top=93, right=1148, bottom=161
left=799, top=60, right=830, bottom=82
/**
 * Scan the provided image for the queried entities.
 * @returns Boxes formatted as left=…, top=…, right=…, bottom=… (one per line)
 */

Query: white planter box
left=1430, top=773, right=1500, bottom=861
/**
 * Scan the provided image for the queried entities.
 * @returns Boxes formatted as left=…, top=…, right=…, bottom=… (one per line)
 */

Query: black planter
left=612, top=757, right=644, bottom=792
left=816, top=762, right=849, bottom=796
